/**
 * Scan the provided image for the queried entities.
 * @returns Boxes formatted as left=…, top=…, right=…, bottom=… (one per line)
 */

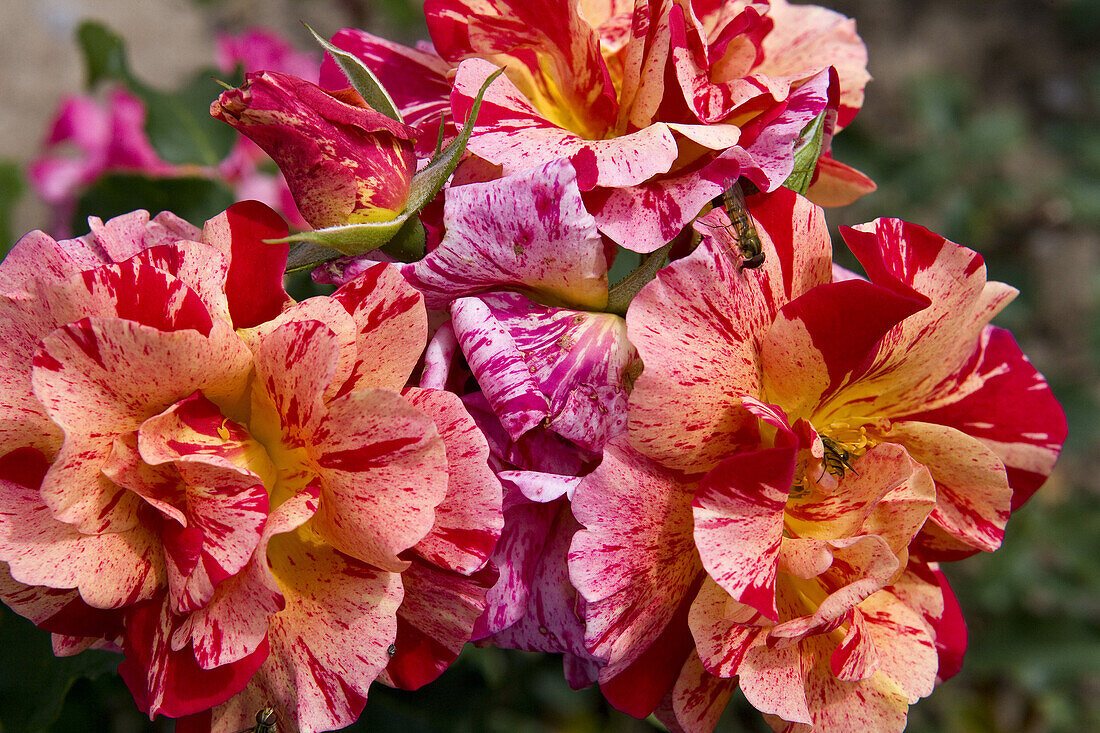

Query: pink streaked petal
left=858, top=590, right=938, bottom=702
left=403, top=387, right=503, bottom=574
left=785, top=443, right=936, bottom=555
left=252, top=319, right=342, bottom=446
left=451, top=58, right=675, bottom=189
left=312, top=388, right=449, bottom=572
left=237, top=296, right=358, bottom=405
left=259, top=533, right=403, bottom=733
left=119, top=597, right=268, bottom=718
left=450, top=297, right=550, bottom=440
left=839, top=219, right=1018, bottom=415
left=137, top=391, right=276, bottom=486
left=47, top=259, right=217, bottom=336
left=694, top=446, right=795, bottom=621
left=163, top=462, right=267, bottom=614
left=598, top=583, right=700, bottom=719
left=0, top=450, right=163, bottom=609
left=0, top=561, right=123, bottom=640
left=420, top=320, right=459, bottom=391
left=177, top=486, right=318, bottom=671
left=769, top=537, right=900, bottom=644
left=430, top=0, right=618, bottom=134
left=452, top=292, right=632, bottom=452
left=125, top=242, right=232, bottom=325
left=199, top=201, right=292, bottom=329
left=404, top=159, right=607, bottom=310
left=830, top=607, right=878, bottom=681
left=738, top=628, right=812, bottom=725
left=32, top=319, right=252, bottom=533
left=628, top=188, right=830, bottom=471
left=668, top=3, right=773, bottom=123
left=382, top=559, right=497, bottom=690
left=331, top=261, right=427, bottom=394
left=737, top=67, right=834, bottom=183
left=0, top=230, right=108, bottom=295
left=569, top=439, right=703, bottom=678
left=83, top=210, right=164, bottom=262
left=499, top=470, right=582, bottom=503
left=878, top=420, right=1012, bottom=553
left=687, top=575, right=765, bottom=679
left=758, top=0, right=870, bottom=129
left=460, top=391, right=596, bottom=477
left=585, top=145, right=748, bottom=254
left=473, top=493, right=561, bottom=639
left=485, top=501, right=600, bottom=680
left=790, top=632, right=909, bottom=732
left=662, top=651, right=737, bottom=733
left=898, top=326, right=1066, bottom=511
left=760, top=277, right=929, bottom=420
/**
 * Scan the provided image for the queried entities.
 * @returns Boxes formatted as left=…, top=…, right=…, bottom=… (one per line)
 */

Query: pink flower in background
left=567, top=188, right=1066, bottom=730
left=28, top=28, right=318, bottom=237
left=321, top=0, right=873, bottom=252
left=0, top=202, right=501, bottom=732
left=211, top=72, right=419, bottom=229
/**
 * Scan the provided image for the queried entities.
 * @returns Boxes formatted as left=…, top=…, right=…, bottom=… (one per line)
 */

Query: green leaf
left=404, top=67, right=505, bottom=214
left=75, top=21, right=240, bottom=166
left=305, top=24, right=403, bottom=122
left=75, top=21, right=131, bottom=89
left=137, top=69, right=241, bottom=166
left=0, top=604, right=120, bottom=733
left=278, top=69, right=504, bottom=261
left=0, top=160, right=25, bottom=256
left=72, top=174, right=236, bottom=232
left=783, top=110, right=828, bottom=195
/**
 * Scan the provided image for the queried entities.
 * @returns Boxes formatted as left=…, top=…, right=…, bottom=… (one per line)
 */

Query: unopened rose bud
left=212, top=70, right=417, bottom=229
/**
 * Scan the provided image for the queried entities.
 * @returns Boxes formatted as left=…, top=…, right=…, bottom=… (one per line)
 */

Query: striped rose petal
left=569, top=439, right=702, bottom=679
left=405, top=158, right=607, bottom=310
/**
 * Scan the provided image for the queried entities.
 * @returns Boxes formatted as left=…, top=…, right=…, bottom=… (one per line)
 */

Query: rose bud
left=212, top=70, right=417, bottom=229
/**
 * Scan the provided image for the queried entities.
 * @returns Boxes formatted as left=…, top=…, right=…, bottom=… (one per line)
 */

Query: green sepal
left=305, top=24, right=403, bottom=123
left=783, top=110, right=828, bottom=195
left=273, top=69, right=505, bottom=260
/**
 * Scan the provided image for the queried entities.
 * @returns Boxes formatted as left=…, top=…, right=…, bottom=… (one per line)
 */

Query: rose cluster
left=2, top=2, right=1065, bottom=732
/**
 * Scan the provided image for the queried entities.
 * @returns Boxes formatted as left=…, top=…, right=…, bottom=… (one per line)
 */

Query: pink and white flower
left=29, top=28, right=318, bottom=237
left=321, top=0, right=874, bottom=252
left=567, top=188, right=1066, bottom=730
left=0, top=202, right=501, bottom=732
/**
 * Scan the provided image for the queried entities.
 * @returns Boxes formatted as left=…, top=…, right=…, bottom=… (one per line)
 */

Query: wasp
left=711, top=181, right=765, bottom=270
left=820, top=436, right=858, bottom=480
left=232, top=706, right=278, bottom=733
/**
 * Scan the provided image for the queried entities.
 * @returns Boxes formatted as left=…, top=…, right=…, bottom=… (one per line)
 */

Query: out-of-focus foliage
left=0, top=161, right=22, bottom=256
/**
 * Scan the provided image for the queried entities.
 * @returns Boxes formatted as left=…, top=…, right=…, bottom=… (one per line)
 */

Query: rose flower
left=0, top=203, right=501, bottom=732
left=567, top=188, right=1066, bottom=730
left=211, top=72, right=419, bottom=230
left=321, top=0, right=874, bottom=252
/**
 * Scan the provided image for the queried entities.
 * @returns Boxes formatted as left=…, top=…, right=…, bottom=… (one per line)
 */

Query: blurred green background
left=0, top=1, right=1096, bottom=731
